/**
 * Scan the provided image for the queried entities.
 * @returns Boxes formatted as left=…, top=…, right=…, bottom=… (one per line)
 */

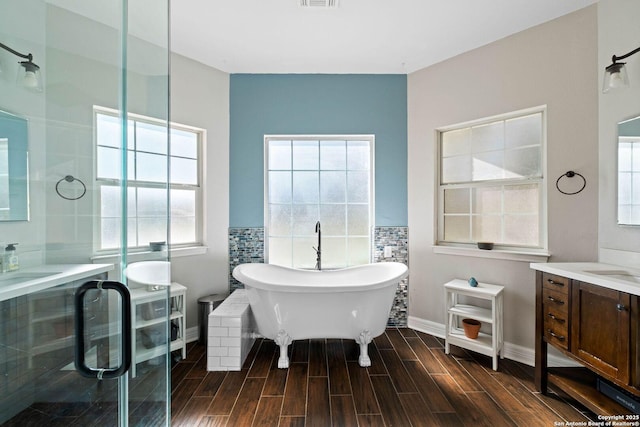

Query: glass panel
left=136, top=121, right=168, bottom=154
left=171, top=128, right=198, bottom=158
left=323, top=237, right=347, bottom=269
left=443, top=216, right=470, bottom=242
left=170, top=157, right=198, bottom=185
left=348, top=237, right=370, bottom=266
left=96, top=113, right=122, bottom=148
left=472, top=215, right=501, bottom=242
left=619, top=142, right=632, bottom=171
left=441, top=155, right=471, bottom=184
left=441, top=128, right=470, bottom=157
left=269, top=237, right=292, bottom=267
left=136, top=152, right=168, bottom=183
left=633, top=142, right=640, bottom=172
left=347, top=141, right=370, bottom=170
left=269, top=140, right=291, bottom=170
left=347, top=204, right=369, bottom=235
left=171, top=216, right=196, bottom=244
left=504, top=214, right=539, bottom=246
left=101, top=217, right=121, bottom=249
left=171, top=189, right=196, bottom=218
left=504, top=184, right=538, bottom=214
left=634, top=174, right=640, bottom=206
left=101, top=185, right=122, bottom=218
left=505, top=113, right=541, bottom=148
left=444, top=188, right=469, bottom=214
left=97, top=146, right=122, bottom=180
left=137, top=187, right=168, bottom=217
left=292, top=140, right=318, bottom=170
left=139, top=217, right=168, bottom=245
left=347, top=171, right=369, bottom=203
left=320, top=204, right=346, bottom=235
left=292, top=237, right=316, bottom=269
left=619, top=172, right=632, bottom=205
left=269, top=204, right=292, bottom=235
left=292, top=204, right=319, bottom=235
left=472, top=150, right=504, bottom=181
left=292, top=171, right=319, bottom=203
left=269, top=171, right=292, bottom=204
left=471, top=121, right=503, bottom=153
left=619, top=205, right=632, bottom=225
left=320, top=140, right=346, bottom=170
left=473, top=187, right=501, bottom=214
left=504, top=146, right=541, bottom=178
left=320, top=171, right=346, bottom=203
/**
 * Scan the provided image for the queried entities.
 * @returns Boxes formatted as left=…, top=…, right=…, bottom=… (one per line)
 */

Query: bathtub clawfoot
left=275, top=330, right=292, bottom=369
left=356, top=330, right=373, bottom=367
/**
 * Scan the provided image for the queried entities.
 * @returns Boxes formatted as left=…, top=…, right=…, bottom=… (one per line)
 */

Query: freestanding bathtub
left=232, top=262, right=409, bottom=369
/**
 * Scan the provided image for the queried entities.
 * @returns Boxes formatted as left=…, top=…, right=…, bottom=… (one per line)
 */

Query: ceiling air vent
left=300, top=0, right=339, bottom=7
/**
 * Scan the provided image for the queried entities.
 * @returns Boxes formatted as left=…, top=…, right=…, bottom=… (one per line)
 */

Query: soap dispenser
left=4, top=243, right=18, bottom=272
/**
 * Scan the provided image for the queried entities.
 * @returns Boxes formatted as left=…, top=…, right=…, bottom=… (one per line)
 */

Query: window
left=95, top=107, right=203, bottom=250
left=618, top=136, right=640, bottom=225
left=437, top=107, right=546, bottom=250
left=265, top=136, right=374, bottom=269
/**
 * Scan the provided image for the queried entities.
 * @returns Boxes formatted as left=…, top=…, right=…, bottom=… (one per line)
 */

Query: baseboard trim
left=407, top=315, right=579, bottom=368
left=186, top=326, right=199, bottom=344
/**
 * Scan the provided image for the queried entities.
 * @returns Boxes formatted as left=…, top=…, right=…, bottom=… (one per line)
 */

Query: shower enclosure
left=1, top=0, right=171, bottom=425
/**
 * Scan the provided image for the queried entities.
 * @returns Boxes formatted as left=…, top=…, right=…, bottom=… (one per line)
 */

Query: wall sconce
left=603, top=46, right=640, bottom=93
left=0, top=42, right=42, bottom=92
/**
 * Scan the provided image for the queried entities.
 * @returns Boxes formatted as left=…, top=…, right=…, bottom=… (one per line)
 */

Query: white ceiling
left=171, top=0, right=598, bottom=74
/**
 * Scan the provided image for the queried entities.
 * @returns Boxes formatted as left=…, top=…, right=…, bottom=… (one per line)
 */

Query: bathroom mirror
left=618, top=115, right=640, bottom=225
left=0, top=110, right=29, bottom=221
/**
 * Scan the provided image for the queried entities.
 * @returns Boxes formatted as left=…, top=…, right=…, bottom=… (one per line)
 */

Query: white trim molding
left=407, top=315, right=580, bottom=368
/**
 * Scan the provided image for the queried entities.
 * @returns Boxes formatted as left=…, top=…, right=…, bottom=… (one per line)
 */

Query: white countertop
left=0, top=264, right=114, bottom=302
left=530, top=262, right=640, bottom=296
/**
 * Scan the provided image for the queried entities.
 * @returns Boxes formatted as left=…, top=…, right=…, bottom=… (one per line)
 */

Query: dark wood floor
left=171, top=328, right=595, bottom=426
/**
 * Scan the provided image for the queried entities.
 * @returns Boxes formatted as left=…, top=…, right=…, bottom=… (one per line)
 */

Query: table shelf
left=445, top=279, right=504, bottom=370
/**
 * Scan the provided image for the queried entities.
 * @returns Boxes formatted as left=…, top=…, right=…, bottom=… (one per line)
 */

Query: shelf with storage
left=129, top=282, right=186, bottom=377
left=444, top=279, right=504, bottom=370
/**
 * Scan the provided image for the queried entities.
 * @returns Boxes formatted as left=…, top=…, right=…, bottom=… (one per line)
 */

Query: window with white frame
left=95, top=107, right=203, bottom=250
left=265, top=136, right=374, bottom=269
left=437, top=107, right=546, bottom=250
left=618, top=136, right=640, bottom=225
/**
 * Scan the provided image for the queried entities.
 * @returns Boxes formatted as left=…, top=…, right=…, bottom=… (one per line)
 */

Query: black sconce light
left=603, top=45, right=640, bottom=93
left=0, top=42, right=42, bottom=92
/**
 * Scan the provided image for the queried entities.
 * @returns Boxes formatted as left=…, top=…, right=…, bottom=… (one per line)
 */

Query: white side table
left=444, top=279, right=504, bottom=370
left=130, top=282, right=187, bottom=377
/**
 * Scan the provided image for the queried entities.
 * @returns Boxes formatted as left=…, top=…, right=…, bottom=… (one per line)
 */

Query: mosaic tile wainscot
left=227, top=226, right=409, bottom=326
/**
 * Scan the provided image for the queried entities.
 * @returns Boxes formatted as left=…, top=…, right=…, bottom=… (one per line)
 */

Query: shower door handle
left=75, top=280, right=132, bottom=379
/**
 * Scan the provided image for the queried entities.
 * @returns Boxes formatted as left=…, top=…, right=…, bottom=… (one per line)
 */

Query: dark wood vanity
left=534, top=268, right=640, bottom=415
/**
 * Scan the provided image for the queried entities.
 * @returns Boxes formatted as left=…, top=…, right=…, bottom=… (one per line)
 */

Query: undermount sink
left=584, top=270, right=640, bottom=284
left=0, top=272, right=62, bottom=286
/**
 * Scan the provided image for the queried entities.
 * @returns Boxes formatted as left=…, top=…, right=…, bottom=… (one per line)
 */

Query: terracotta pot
left=462, top=318, right=481, bottom=339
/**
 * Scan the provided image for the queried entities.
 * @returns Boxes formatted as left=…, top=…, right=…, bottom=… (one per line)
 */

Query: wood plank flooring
left=171, top=328, right=596, bottom=426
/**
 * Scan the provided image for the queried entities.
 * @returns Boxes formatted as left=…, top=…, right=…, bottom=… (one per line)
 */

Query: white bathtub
left=232, top=262, right=409, bottom=368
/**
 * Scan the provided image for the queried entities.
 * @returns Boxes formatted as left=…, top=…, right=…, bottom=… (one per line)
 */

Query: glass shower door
left=0, top=0, right=171, bottom=425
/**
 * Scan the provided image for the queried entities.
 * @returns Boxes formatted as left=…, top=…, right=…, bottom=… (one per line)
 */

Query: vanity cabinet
left=535, top=270, right=639, bottom=415
left=571, top=281, right=631, bottom=384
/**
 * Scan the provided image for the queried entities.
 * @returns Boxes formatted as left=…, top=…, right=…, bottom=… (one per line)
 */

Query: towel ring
left=56, top=175, right=87, bottom=200
left=555, top=171, right=586, bottom=195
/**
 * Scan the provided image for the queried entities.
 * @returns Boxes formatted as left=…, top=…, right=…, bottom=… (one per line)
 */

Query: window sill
left=91, top=245, right=208, bottom=264
left=432, top=245, right=550, bottom=263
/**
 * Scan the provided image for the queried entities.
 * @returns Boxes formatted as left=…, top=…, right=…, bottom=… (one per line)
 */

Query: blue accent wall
left=229, top=74, right=407, bottom=227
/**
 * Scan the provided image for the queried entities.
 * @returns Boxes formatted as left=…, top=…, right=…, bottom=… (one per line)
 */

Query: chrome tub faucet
left=313, top=221, right=321, bottom=270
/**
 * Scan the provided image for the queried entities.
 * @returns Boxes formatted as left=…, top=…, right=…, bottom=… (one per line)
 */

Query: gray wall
left=598, top=0, right=640, bottom=253
left=407, top=6, right=598, bottom=359
left=170, top=53, right=230, bottom=329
